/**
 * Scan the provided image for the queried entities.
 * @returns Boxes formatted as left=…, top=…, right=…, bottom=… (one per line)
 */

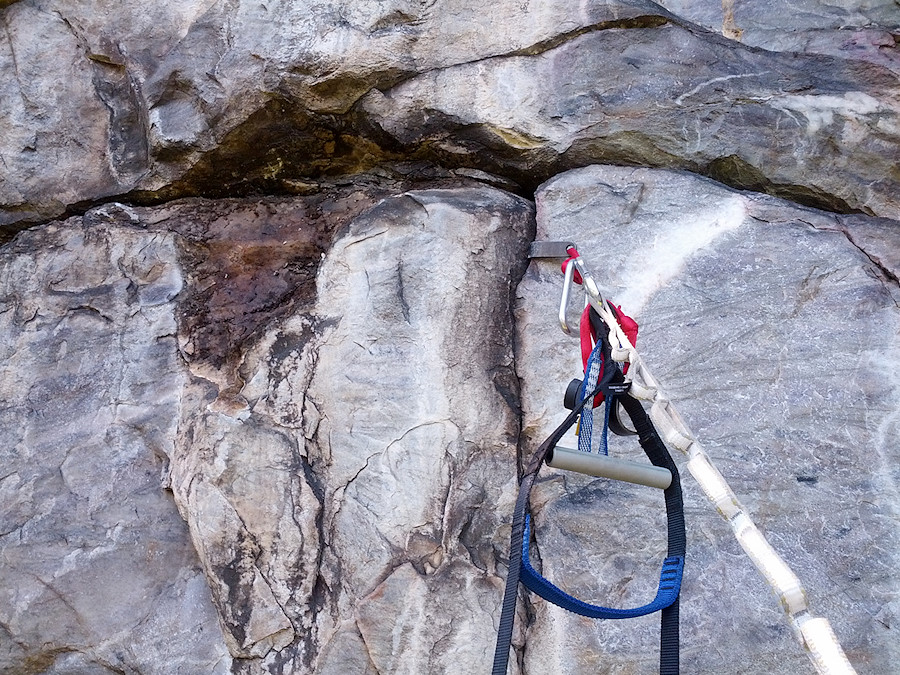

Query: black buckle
left=563, top=379, right=635, bottom=436
left=564, top=379, right=631, bottom=410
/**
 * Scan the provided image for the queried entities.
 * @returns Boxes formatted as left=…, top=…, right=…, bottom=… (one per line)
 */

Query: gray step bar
left=547, top=446, right=672, bottom=489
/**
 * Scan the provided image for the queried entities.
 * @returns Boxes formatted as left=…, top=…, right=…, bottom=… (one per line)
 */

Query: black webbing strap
left=492, top=310, right=685, bottom=675
left=618, top=392, right=685, bottom=674
left=491, top=373, right=610, bottom=675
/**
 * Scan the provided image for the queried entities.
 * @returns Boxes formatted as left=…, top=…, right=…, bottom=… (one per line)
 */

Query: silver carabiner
left=559, top=250, right=607, bottom=336
left=558, top=254, right=578, bottom=335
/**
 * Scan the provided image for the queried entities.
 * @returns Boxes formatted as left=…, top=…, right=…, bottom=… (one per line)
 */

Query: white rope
left=591, top=298, right=857, bottom=675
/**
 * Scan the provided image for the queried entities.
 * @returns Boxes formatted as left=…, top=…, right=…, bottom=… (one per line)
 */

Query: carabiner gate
left=559, top=248, right=607, bottom=336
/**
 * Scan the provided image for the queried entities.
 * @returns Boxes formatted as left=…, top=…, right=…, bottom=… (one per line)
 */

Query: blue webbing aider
left=521, top=515, right=685, bottom=620
left=491, top=307, right=686, bottom=675
left=577, top=341, right=611, bottom=455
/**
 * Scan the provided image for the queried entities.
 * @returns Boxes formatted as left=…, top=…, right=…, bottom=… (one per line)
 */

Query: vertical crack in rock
left=303, top=185, right=534, bottom=673
left=56, top=14, right=149, bottom=183
left=395, top=258, right=412, bottom=324
left=291, top=452, right=328, bottom=670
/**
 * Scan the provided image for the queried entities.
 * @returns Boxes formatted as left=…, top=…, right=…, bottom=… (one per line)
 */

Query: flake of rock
left=165, top=183, right=532, bottom=671
left=299, top=185, right=533, bottom=669
left=0, top=0, right=659, bottom=229
left=145, top=187, right=396, bottom=661
left=362, top=21, right=900, bottom=218
left=3, top=0, right=898, bottom=231
left=515, top=165, right=900, bottom=674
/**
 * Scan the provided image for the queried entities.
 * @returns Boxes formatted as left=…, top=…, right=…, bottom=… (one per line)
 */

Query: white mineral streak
left=613, top=195, right=746, bottom=314
left=772, top=92, right=896, bottom=135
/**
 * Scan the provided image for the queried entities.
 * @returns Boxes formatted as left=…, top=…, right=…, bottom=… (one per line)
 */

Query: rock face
left=1, top=0, right=898, bottom=230
left=361, top=24, right=900, bottom=217
left=304, top=187, right=531, bottom=674
left=516, top=166, right=900, bottom=674
left=0, top=182, right=535, bottom=673
left=655, top=0, right=900, bottom=72
left=2, top=169, right=899, bottom=674
left=1, top=1, right=899, bottom=674
left=0, top=212, right=230, bottom=673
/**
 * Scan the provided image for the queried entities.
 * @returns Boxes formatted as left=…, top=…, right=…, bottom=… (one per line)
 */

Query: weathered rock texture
left=361, top=25, right=900, bottom=218
left=3, top=167, right=898, bottom=674
left=1, top=182, right=535, bottom=673
left=1, top=0, right=898, bottom=232
left=0, top=212, right=230, bottom=673
left=1, top=0, right=899, bottom=673
left=656, top=0, right=900, bottom=72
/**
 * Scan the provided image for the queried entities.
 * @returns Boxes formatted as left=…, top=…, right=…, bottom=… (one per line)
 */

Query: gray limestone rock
left=361, top=21, right=900, bottom=219
left=0, top=3, right=898, bottom=668
left=0, top=183, right=536, bottom=673
left=2, top=0, right=897, bottom=232
left=0, top=0, right=660, bottom=228
left=516, top=165, right=900, bottom=674
left=655, top=0, right=899, bottom=70
left=0, top=211, right=231, bottom=673
left=265, top=185, right=534, bottom=672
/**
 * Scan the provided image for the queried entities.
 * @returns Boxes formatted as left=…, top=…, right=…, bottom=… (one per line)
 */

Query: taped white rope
left=590, top=297, right=857, bottom=675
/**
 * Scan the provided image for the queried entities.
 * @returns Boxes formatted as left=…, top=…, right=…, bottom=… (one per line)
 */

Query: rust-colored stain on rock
left=152, top=188, right=388, bottom=383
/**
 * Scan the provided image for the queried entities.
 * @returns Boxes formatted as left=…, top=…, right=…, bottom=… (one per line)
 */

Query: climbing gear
left=492, top=309, right=684, bottom=675
left=497, top=242, right=858, bottom=675
left=492, top=246, right=686, bottom=675
left=546, top=445, right=671, bottom=489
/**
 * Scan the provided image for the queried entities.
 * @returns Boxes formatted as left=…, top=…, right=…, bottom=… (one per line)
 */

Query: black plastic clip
left=563, top=379, right=636, bottom=436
